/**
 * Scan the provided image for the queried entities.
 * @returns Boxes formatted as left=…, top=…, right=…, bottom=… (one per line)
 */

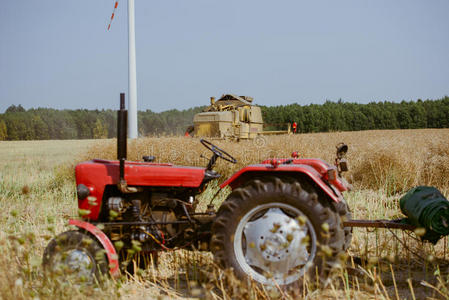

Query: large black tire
left=334, top=199, right=353, bottom=251
left=211, top=178, right=345, bottom=288
left=43, top=230, right=108, bottom=284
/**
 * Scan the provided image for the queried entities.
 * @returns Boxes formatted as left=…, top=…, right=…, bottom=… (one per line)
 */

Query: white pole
left=128, top=0, right=138, bottom=138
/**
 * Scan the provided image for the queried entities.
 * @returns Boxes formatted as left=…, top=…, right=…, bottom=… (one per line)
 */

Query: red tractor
left=43, top=94, right=351, bottom=288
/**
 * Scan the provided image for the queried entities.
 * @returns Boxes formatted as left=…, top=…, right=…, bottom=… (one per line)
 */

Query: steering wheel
left=200, top=139, right=237, bottom=164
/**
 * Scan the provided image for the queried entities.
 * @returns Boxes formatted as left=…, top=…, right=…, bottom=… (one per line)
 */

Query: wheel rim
left=234, top=202, right=317, bottom=286
left=53, top=248, right=95, bottom=281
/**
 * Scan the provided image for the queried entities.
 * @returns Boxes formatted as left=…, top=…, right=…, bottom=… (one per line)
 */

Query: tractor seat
left=142, top=156, right=156, bottom=162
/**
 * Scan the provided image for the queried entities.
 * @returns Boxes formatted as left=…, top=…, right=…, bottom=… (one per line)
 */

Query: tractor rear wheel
left=43, top=230, right=108, bottom=284
left=211, top=177, right=345, bottom=288
left=334, top=199, right=352, bottom=251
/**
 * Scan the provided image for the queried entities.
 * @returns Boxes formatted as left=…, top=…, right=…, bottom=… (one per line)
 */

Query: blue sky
left=1, top=0, right=448, bottom=113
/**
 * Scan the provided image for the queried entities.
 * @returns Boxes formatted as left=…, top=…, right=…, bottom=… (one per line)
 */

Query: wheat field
left=1, top=129, right=449, bottom=299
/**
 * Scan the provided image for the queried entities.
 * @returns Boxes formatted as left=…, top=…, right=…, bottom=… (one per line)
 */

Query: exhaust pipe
left=117, top=93, right=139, bottom=193
left=117, top=93, right=127, bottom=182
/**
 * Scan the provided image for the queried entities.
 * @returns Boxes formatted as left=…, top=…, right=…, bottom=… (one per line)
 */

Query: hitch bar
left=344, top=219, right=416, bottom=231
left=95, top=219, right=415, bottom=230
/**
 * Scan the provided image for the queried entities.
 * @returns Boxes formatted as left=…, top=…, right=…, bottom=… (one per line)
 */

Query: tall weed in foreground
left=0, top=140, right=121, bottom=300
left=0, top=221, right=122, bottom=300
left=2, top=130, right=449, bottom=299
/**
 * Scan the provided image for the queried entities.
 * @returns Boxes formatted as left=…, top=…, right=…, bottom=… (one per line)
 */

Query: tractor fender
left=69, top=219, right=120, bottom=277
left=220, top=164, right=342, bottom=203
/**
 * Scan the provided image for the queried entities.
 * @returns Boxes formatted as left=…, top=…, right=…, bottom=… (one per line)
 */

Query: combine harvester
left=186, top=94, right=291, bottom=141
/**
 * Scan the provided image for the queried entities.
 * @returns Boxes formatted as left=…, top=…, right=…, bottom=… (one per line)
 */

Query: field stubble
left=1, top=129, right=449, bottom=299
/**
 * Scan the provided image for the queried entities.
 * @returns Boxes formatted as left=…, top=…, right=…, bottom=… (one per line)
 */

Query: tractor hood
left=76, top=159, right=206, bottom=188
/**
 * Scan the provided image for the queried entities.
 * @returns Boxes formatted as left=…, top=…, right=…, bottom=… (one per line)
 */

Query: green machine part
left=400, top=186, right=449, bottom=243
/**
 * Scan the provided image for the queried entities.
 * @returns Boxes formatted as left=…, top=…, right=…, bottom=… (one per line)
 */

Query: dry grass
left=1, top=129, right=449, bottom=299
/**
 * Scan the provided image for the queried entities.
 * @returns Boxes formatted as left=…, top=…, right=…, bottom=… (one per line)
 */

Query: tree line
left=0, top=105, right=203, bottom=140
left=0, top=97, right=448, bottom=140
left=262, top=97, right=449, bottom=132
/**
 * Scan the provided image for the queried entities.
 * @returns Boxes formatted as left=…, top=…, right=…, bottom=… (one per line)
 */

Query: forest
left=0, top=96, right=448, bottom=140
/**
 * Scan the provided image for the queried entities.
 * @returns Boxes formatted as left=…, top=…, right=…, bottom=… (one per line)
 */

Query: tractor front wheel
left=43, top=230, right=108, bottom=284
left=211, top=178, right=345, bottom=288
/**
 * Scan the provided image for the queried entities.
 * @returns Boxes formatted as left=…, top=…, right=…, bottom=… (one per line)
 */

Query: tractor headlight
left=77, top=184, right=90, bottom=200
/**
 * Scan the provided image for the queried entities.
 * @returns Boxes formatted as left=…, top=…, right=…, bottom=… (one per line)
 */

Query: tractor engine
left=102, top=189, right=203, bottom=252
